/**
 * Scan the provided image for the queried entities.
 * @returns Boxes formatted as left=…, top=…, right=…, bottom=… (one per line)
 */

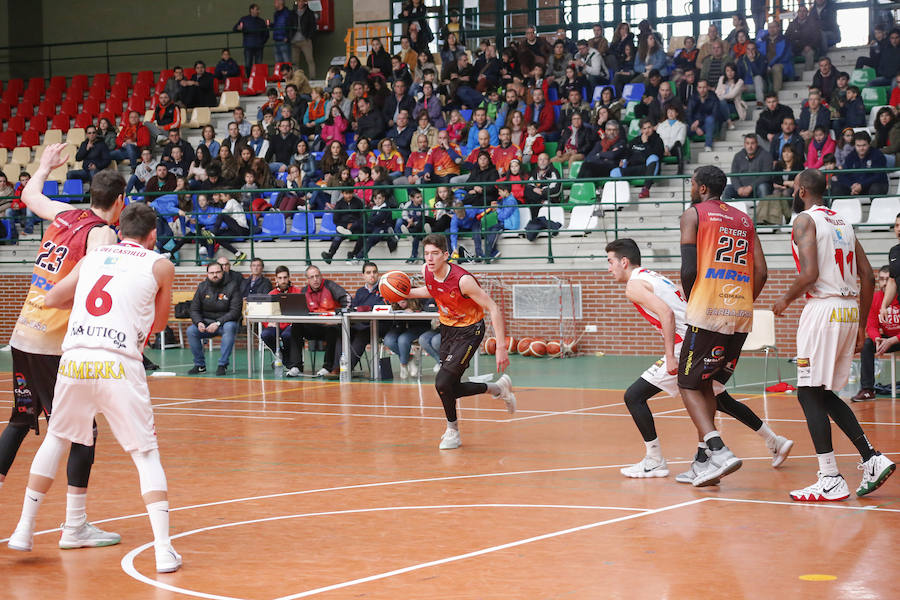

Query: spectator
left=162, top=146, right=189, bottom=178
left=144, top=163, right=177, bottom=197
left=180, top=60, right=216, bottom=108
left=463, top=150, right=500, bottom=207
left=187, top=262, right=243, bottom=375
left=439, top=32, right=467, bottom=81
left=376, top=138, right=405, bottom=180
left=347, top=137, right=376, bottom=178
left=676, top=67, right=698, bottom=107
left=756, top=21, right=793, bottom=94
left=383, top=80, right=415, bottom=129
left=403, top=135, right=431, bottom=185
left=725, top=14, right=751, bottom=46
left=321, top=188, right=365, bottom=263
left=285, top=265, right=350, bottom=377
left=770, top=115, right=806, bottom=165
left=697, top=24, right=730, bottom=65
left=246, top=124, right=270, bottom=158
left=522, top=26, right=552, bottom=63
left=547, top=41, right=572, bottom=86
left=380, top=297, right=429, bottom=378
left=466, top=107, right=500, bottom=149
left=243, top=257, right=273, bottom=297
left=209, top=192, right=249, bottom=261
left=797, top=89, right=831, bottom=142
left=144, top=92, right=181, bottom=145
left=805, top=125, right=837, bottom=169
left=126, top=148, right=158, bottom=194
left=523, top=152, right=561, bottom=219
left=233, top=3, right=269, bottom=72
left=588, top=24, right=610, bottom=56
left=829, top=71, right=851, bottom=110
left=657, top=103, right=687, bottom=174
left=413, top=81, right=444, bottom=129
left=610, top=22, right=635, bottom=65
left=634, top=35, right=669, bottom=83
left=288, top=0, right=318, bottom=78
left=812, top=57, right=839, bottom=100
left=834, top=126, right=856, bottom=166
left=811, top=0, right=841, bottom=54
left=439, top=8, right=464, bottom=44
left=730, top=30, right=752, bottom=59
left=757, top=92, right=794, bottom=143
left=457, top=128, right=495, bottom=179
left=355, top=97, right=388, bottom=141
left=7, top=172, right=37, bottom=235
left=785, top=6, right=820, bottom=72
left=479, top=184, right=519, bottom=262
left=855, top=266, right=900, bottom=401
left=268, top=0, right=293, bottom=64
left=856, top=24, right=889, bottom=70
left=188, top=145, right=212, bottom=189
left=233, top=107, right=252, bottom=137
left=163, top=66, right=186, bottom=106
left=873, top=107, right=900, bottom=167
left=222, top=122, right=246, bottom=156
left=199, top=125, right=220, bottom=158
left=552, top=112, right=593, bottom=165
left=523, top=88, right=557, bottom=141
left=394, top=187, right=428, bottom=261
left=260, top=265, right=298, bottom=365
left=213, top=146, right=240, bottom=187
left=736, top=40, right=768, bottom=106
left=508, top=110, right=528, bottom=149
left=448, top=199, right=485, bottom=261
left=613, top=118, right=664, bottom=198
left=687, top=80, right=721, bottom=150
left=265, top=119, right=299, bottom=174
left=673, top=36, right=699, bottom=73
left=559, top=64, right=589, bottom=101
left=283, top=84, right=307, bottom=124
left=389, top=54, right=414, bottom=89
left=96, top=117, right=117, bottom=152
left=214, top=48, right=241, bottom=80
left=759, top=143, right=802, bottom=225
left=161, top=128, right=195, bottom=163
left=723, top=134, right=774, bottom=200
left=715, top=64, right=745, bottom=129
left=425, top=130, right=463, bottom=183
left=447, top=53, right=485, bottom=110
left=592, top=86, right=622, bottom=121
left=495, top=88, right=527, bottom=129
left=833, top=85, right=866, bottom=132
left=611, top=44, right=637, bottom=95
left=473, top=44, right=502, bottom=92
left=357, top=190, right=398, bottom=259
left=340, top=262, right=387, bottom=374
left=398, top=36, right=419, bottom=72
left=67, top=126, right=111, bottom=183
left=112, top=110, right=150, bottom=171
left=581, top=119, right=627, bottom=177
left=832, top=132, right=889, bottom=196
left=319, top=104, right=348, bottom=149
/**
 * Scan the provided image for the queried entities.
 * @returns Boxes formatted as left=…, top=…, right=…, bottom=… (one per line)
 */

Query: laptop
left=276, top=293, right=309, bottom=316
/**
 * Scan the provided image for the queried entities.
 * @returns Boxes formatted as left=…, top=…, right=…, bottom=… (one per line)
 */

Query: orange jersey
left=685, top=201, right=755, bottom=334
left=491, top=144, right=521, bottom=173
left=406, top=150, right=428, bottom=175
left=10, top=209, right=108, bottom=355
left=425, top=263, right=484, bottom=327
left=425, top=144, right=462, bottom=177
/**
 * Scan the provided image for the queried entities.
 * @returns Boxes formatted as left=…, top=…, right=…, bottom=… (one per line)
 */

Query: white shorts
left=641, top=342, right=726, bottom=398
left=49, top=349, right=158, bottom=453
left=796, top=297, right=858, bottom=391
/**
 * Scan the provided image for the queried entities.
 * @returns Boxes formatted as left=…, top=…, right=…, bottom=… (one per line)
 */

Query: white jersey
left=61, top=241, right=164, bottom=362
left=791, top=206, right=859, bottom=299
left=629, top=268, right=688, bottom=343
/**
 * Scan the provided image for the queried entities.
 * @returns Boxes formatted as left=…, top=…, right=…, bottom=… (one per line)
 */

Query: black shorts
left=10, top=347, right=61, bottom=432
left=439, top=320, right=485, bottom=378
left=677, top=326, right=748, bottom=390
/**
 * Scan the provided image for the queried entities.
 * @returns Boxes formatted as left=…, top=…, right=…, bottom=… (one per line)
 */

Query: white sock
left=756, top=423, right=776, bottom=443
left=486, top=382, right=500, bottom=396
left=65, top=493, right=87, bottom=528
left=0, top=480, right=4, bottom=490
left=17, top=488, right=46, bottom=532
left=817, top=452, right=840, bottom=476
left=702, top=430, right=721, bottom=443
left=644, top=438, right=662, bottom=460
left=146, top=501, right=171, bottom=550
left=447, top=420, right=459, bottom=431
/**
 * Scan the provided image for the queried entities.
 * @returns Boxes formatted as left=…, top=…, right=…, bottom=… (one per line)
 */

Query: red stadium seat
left=21, top=129, right=41, bottom=147
left=242, top=75, right=266, bottom=96
left=133, top=82, right=151, bottom=99
left=250, top=64, right=269, bottom=81
left=29, top=115, right=47, bottom=133
left=65, top=85, right=84, bottom=103
left=82, top=97, right=101, bottom=116
left=136, top=70, right=154, bottom=88
left=155, top=70, right=174, bottom=95
left=92, top=73, right=110, bottom=90
left=27, top=77, right=45, bottom=94
left=105, top=97, right=124, bottom=116
left=0, top=131, right=17, bottom=150
left=98, top=110, right=116, bottom=125
left=51, top=113, right=71, bottom=133
left=44, top=87, right=62, bottom=104
left=149, top=94, right=159, bottom=110
left=183, top=67, right=196, bottom=80
left=2, top=88, right=19, bottom=105
left=48, top=76, right=67, bottom=92
left=15, top=102, right=34, bottom=118
left=212, top=77, right=221, bottom=96
left=113, top=72, right=132, bottom=89
left=0, top=102, right=11, bottom=121
left=224, top=77, right=243, bottom=93
left=37, top=99, right=57, bottom=118
left=271, top=62, right=292, bottom=82
left=6, top=78, right=24, bottom=95
left=239, top=66, right=247, bottom=79
left=6, top=115, right=26, bottom=134
left=111, top=81, right=129, bottom=100
left=74, top=112, right=93, bottom=128
left=61, top=98, right=79, bottom=116
left=22, top=88, right=41, bottom=105
left=126, top=96, right=145, bottom=113
left=70, top=74, right=89, bottom=92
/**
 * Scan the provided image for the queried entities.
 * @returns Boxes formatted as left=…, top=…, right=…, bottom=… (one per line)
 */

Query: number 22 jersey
left=685, top=201, right=756, bottom=334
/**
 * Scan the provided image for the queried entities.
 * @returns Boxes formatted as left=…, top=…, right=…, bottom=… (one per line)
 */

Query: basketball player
left=606, top=238, right=792, bottom=478
left=405, top=234, right=516, bottom=449
left=0, top=143, right=121, bottom=548
left=773, top=169, right=895, bottom=501
left=678, top=165, right=768, bottom=487
left=9, top=202, right=182, bottom=573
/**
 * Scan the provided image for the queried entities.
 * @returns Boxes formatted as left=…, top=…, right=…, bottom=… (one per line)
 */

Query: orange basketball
left=505, top=336, right=517, bottom=353
left=529, top=339, right=547, bottom=357
left=379, top=271, right=411, bottom=303
left=517, top=337, right=533, bottom=355
left=483, top=337, right=497, bottom=355
left=546, top=340, right=562, bottom=357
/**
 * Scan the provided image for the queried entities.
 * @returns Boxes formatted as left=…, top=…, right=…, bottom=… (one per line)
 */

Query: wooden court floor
left=0, top=373, right=896, bottom=599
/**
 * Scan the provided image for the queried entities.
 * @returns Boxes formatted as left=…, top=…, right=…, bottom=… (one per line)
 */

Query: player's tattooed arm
left=773, top=213, right=817, bottom=315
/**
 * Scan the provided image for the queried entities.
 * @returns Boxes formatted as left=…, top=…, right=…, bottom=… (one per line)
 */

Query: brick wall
left=0, top=268, right=809, bottom=357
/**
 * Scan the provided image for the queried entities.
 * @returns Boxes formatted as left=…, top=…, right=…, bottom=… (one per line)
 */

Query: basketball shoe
left=156, top=544, right=183, bottom=573
left=692, top=446, right=742, bottom=487
left=856, top=453, right=895, bottom=497
left=675, top=449, right=717, bottom=485
left=7, top=526, right=34, bottom=552
left=620, top=456, right=669, bottom=478
left=439, top=427, right=461, bottom=450
left=790, top=472, right=850, bottom=502
left=59, top=522, right=121, bottom=549
left=493, top=374, right=516, bottom=414
left=767, top=435, right=794, bottom=468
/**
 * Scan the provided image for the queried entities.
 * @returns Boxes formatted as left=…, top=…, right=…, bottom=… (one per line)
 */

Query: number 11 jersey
left=62, top=242, right=164, bottom=362
left=685, top=201, right=756, bottom=334
left=791, top=206, right=859, bottom=299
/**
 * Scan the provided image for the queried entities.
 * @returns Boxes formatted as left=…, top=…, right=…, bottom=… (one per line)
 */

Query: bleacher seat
left=114, top=72, right=133, bottom=89
left=862, top=87, right=888, bottom=112
left=126, top=96, right=145, bottom=114
left=74, top=113, right=93, bottom=128
left=11, top=147, right=30, bottom=165
left=92, top=73, right=110, bottom=90
left=22, top=88, right=41, bottom=105
left=257, top=212, right=286, bottom=240
left=105, top=97, right=124, bottom=117
left=48, top=76, right=67, bottom=92
left=864, top=196, right=900, bottom=230
left=6, top=115, right=26, bottom=134
left=622, top=83, right=645, bottom=103
left=569, top=182, right=596, bottom=204
left=20, top=130, right=40, bottom=147
left=187, top=107, right=211, bottom=128
left=289, top=211, right=317, bottom=239
left=600, top=180, right=630, bottom=210
left=136, top=70, right=154, bottom=88
left=44, top=87, right=62, bottom=104
left=1, top=89, right=19, bottom=105
left=15, top=101, right=34, bottom=118
left=29, top=115, right=47, bottom=133
left=43, top=129, right=62, bottom=144
left=849, top=67, right=875, bottom=87
left=0, top=131, right=17, bottom=150
left=0, top=102, right=11, bottom=121
left=61, top=178, right=84, bottom=202
left=566, top=205, right=598, bottom=234
left=60, top=98, right=79, bottom=116
left=27, top=77, right=44, bottom=94
left=538, top=205, right=566, bottom=228
left=243, top=75, right=267, bottom=96
left=37, top=99, right=57, bottom=118
left=66, top=128, right=85, bottom=145
left=830, top=198, right=863, bottom=224
left=70, top=74, right=88, bottom=92
left=250, top=64, right=269, bottom=81
left=82, top=97, right=101, bottom=116
left=224, top=77, right=244, bottom=93
left=316, top=211, right=337, bottom=238
left=42, top=180, right=59, bottom=197
left=271, top=62, right=292, bottom=82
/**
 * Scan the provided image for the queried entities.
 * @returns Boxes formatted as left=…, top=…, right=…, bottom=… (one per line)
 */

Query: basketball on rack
left=529, top=340, right=547, bottom=357
left=505, top=336, right=517, bottom=353
left=546, top=340, right=562, bottom=357
left=379, top=271, right=411, bottom=303
left=483, top=337, right=497, bottom=354
left=517, top=337, right=534, bottom=356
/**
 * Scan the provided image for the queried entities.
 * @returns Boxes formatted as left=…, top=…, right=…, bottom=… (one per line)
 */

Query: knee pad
left=131, top=449, right=168, bottom=496
left=30, top=433, right=69, bottom=480
left=624, top=378, right=659, bottom=409
left=67, top=441, right=96, bottom=488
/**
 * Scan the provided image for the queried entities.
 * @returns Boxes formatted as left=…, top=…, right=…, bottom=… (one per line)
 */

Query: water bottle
left=841, top=360, right=860, bottom=400
left=339, top=349, right=350, bottom=382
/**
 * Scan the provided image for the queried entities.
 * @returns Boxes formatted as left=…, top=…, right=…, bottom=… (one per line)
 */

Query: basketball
left=529, top=340, right=547, bottom=357
left=483, top=337, right=497, bottom=354
left=379, top=271, right=411, bottom=303
left=517, top=337, right=533, bottom=356
left=505, top=336, right=517, bottom=353
left=546, top=341, right=562, bottom=357
left=563, top=337, right=579, bottom=355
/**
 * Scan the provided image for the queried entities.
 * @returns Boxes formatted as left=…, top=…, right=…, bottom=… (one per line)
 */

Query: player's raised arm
left=43, top=258, right=84, bottom=310
left=626, top=279, right=678, bottom=374
left=151, top=258, right=175, bottom=334
left=459, top=274, right=508, bottom=372
left=679, top=206, right=698, bottom=299
left=22, top=143, right=77, bottom=222
left=773, top=213, right=818, bottom=315
left=751, top=232, right=768, bottom=300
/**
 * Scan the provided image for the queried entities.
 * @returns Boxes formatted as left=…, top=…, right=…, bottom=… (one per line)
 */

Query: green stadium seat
left=569, top=182, right=596, bottom=204
left=568, top=161, right=582, bottom=178
left=622, top=101, right=638, bottom=123
left=627, top=119, right=640, bottom=139
left=544, top=141, right=558, bottom=157
left=862, top=87, right=889, bottom=112
left=423, top=187, right=436, bottom=207
left=850, top=68, right=875, bottom=87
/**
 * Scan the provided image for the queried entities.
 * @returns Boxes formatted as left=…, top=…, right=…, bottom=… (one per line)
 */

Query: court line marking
left=502, top=402, right=625, bottom=422
left=153, top=412, right=294, bottom=421
left=118, top=500, right=701, bottom=600
left=151, top=407, right=502, bottom=423
left=711, top=497, right=900, bottom=513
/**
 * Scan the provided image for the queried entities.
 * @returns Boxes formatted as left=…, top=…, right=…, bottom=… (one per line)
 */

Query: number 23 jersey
left=62, top=242, right=164, bottom=361
left=685, top=201, right=756, bottom=334
left=791, top=206, right=859, bottom=299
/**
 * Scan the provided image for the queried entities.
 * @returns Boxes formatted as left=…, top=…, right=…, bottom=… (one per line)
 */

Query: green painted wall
left=4, top=0, right=353, bottom=80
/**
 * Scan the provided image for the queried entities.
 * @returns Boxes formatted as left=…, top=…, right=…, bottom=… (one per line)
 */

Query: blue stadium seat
left=315, top=211, right=337, bottom=239
left=591, top=85, right=614, bottom=105
left=61, top=179, right=83, bottom=202
left=460, top=109, right=473, bottom=122
left=0, top=218, right=16, bottom=243
left=42, top=181, right=59, bottom=198
left=547, top=87, right=558, bottom=102
left=289, top=211, right=317, bottom=240
left=276, top=171, right=288, bottom=183
left=344, top=131, right=356, bottom=148
left=312, top=151, right=324, bottom=161
left=257, top=212, right=286, bottom=240
left=622, top=83, right=645, bottom=103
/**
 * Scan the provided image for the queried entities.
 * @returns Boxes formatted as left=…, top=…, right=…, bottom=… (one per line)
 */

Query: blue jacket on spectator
left=735, top=52, right=767, bottom=85
left=496, top=195, right=520, bottom=230
left=233, top=15, right=269, bottom=49
left=450, top=205, right=480, bottom=249
left=271, top=6, right=293, bottom=42
left=634, top=49, right=670, bottom=77
left=467, top=122, right=500, bottom=151
left=214, top=58, right=241, bottom=80
left=195, top=205, right=222, bottom=229
left=755, top=32, right=794, bottom=80
left=687, top=91, right=720, bottom=123
left=150, top=194, right=179, bottom=218
left=350, top=283, right=385, bottom=309
left=840, top=147, right=888, bottom=188
left=840, top=96, right=867, bottom=129
left=74, top=139, right=111, bottom=172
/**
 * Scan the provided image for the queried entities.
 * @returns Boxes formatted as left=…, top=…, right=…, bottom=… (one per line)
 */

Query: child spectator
left=395, top=187, right=429, bottom=263
left=521, top=121, right=546, bottom=165
left=240, top=170, right=258, bottom=210
left=358, top=189, right=397, bottom=258
left=211, top=192, right=250, bottom=263
left=321, top=188, right=365, bottom=264
left=278, top=164, right=306, bottom=212
left=428, top=186, right=454, bottom=233
left=446, top=109, right=465, bottom=144
left=805, top=126, right=837, bottom=169
left=500, top=158, right=527, bottom=204
left=449, top=199, right=484, bottom=262
left=347, top=137, right=376, bottom=177
left=354, top=166, right=375, bottom=207
left=483, top=184, right=520, bottom=262
left=8, top=172, right=37, bottom=234
left=319, top=105, right=349, bottom=148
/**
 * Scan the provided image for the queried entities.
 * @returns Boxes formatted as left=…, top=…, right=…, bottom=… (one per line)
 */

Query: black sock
left=624, top=379, right=661, bottom=442
left=695, top=444, right=709, bottom=462
left=716, top=391, right=763, bottom=431
left=705, top=436, right=725, bottom=452
left=0, top=424, right=30, bottom=476
left=797, top=386, right=834, bottom=454
left=823, top=391, right=876, bottom=461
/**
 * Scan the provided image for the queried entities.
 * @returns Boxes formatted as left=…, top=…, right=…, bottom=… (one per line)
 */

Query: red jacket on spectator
left=867, top=290, right=900, bottom=341
left=465, top=145, right=495, bottom=166
left=891, top=86, right=900, bottom=108
left=446, top=121, right=465, bottom=144
left=520, top=134, right=545, bottom=163
left=500, top=173, right=527, bottom=203
left=805, top=136, right=836, bottom=169
left=265, top=285, right=303, bottom=330
left=116, top=122, right=151, bottom=149
left=523, top=102, right=556, bottom=134
left=355, top=178, right=375, bottom=206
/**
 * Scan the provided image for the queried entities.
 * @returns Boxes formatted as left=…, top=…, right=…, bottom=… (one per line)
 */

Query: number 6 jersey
left=685, top=201, right=756, bottom=334
left=10, top=209, right=108, bottom=356
left=62, top=241, right=164, bottom=361
left=791, top=206, right=859, bottom=299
